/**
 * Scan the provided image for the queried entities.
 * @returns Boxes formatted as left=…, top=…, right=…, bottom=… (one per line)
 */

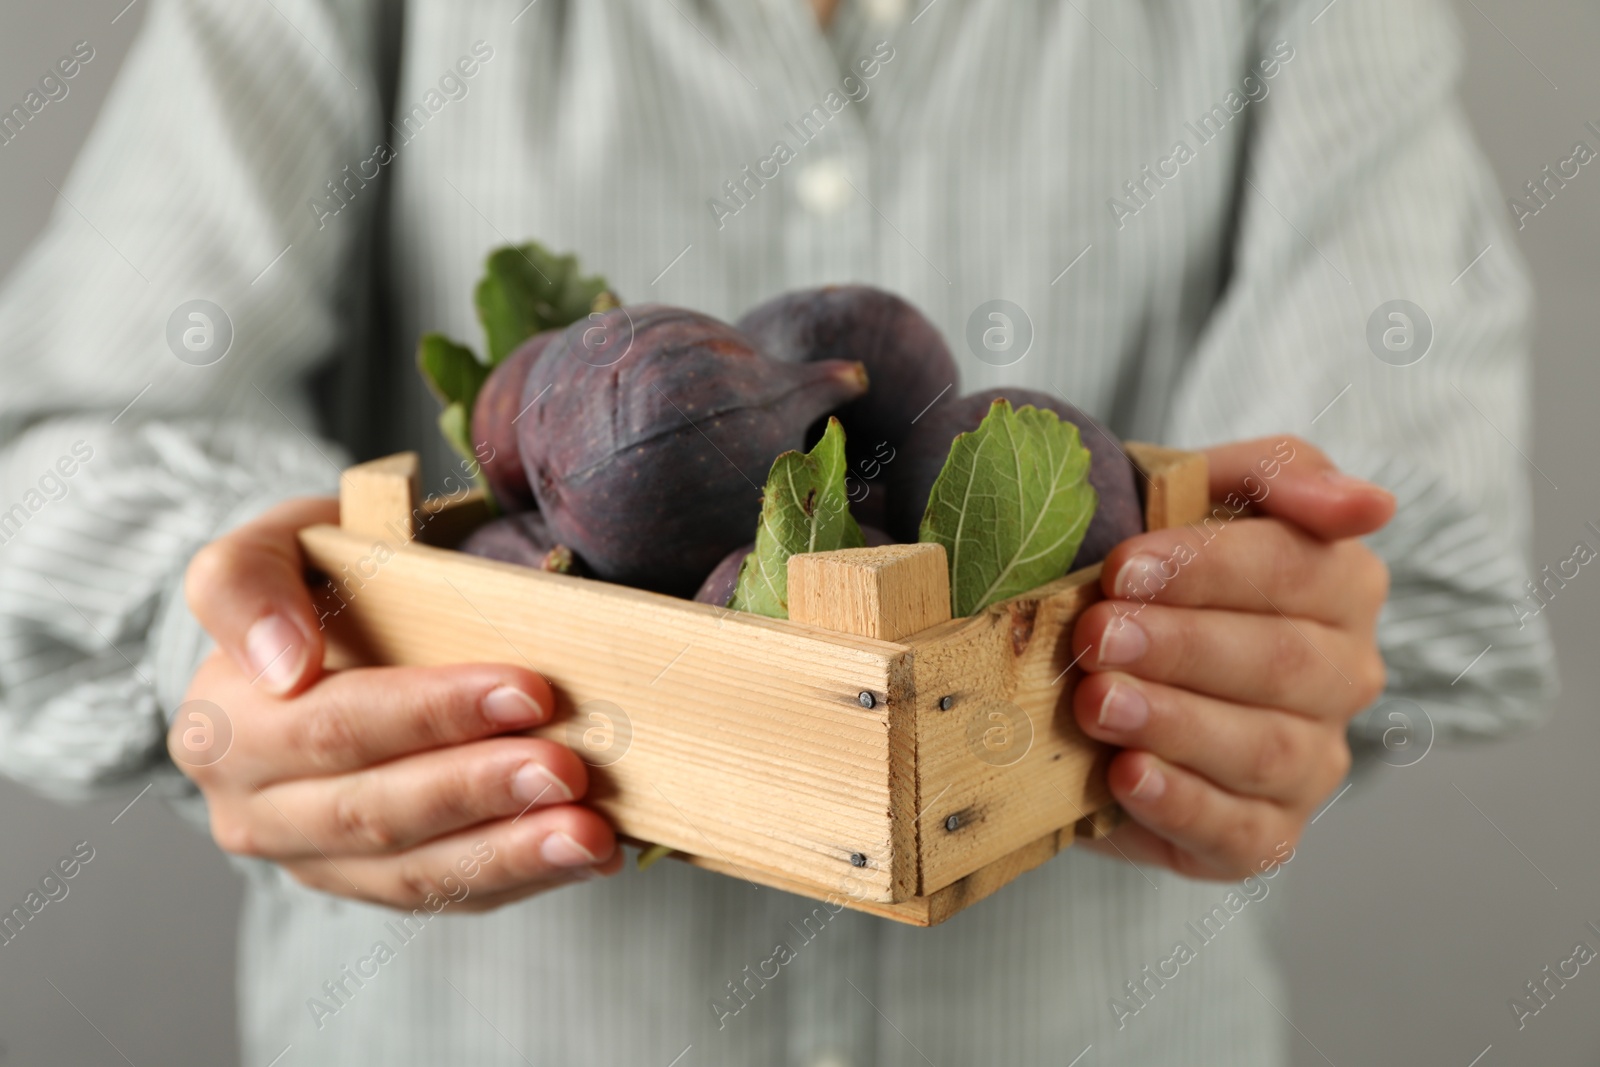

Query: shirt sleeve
left=1168, top=0, right=1558, bottom=748
left=0, top=0, right=386, bottom=800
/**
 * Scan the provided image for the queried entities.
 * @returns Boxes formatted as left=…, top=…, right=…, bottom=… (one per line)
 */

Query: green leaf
left=417, top=332, right=488, bottom=408
left=435, top=403, right=494, bottom=501
left=918, top=399, right=1097, bottom=617
left=636, top=843, right=673, bottom=871
left=730, top=418, right=865, bottom=619
left=474, top=242, right=610, bottom=365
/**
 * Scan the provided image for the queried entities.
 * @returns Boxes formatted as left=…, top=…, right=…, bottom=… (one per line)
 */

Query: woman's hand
left=171, top=498, right=622, bottom=911
left=1073, top=437, right=1395, bottom=880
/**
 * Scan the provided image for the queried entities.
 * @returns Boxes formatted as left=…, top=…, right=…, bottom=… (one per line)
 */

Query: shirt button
left=862, top=0, right=908, bottom=24
left=796, top=159, right=854, bottom=216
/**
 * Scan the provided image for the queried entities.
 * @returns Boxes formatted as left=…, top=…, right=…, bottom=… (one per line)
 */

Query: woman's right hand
left=170, top=497, right=621, bottom=911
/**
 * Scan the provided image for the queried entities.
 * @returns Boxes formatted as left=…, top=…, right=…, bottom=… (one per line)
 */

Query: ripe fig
left=459, top=511, right=581, bottom=574
left=520, top=305, right=869, bottom=596
left=888, top=388, right=1144, bottom=569
left=736, top=286, right=959, bottom=529
left=693, top=525, right=895, bottom=607
left=470, top=330, right=559, bottom=511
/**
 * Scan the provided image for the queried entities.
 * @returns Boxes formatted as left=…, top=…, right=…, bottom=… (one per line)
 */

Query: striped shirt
left=0, top=0, right=1556, bottom=1064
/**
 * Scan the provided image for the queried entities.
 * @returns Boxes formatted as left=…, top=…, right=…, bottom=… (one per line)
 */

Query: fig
left=520, top=305, right=869, bottom=596
left=736, top=286, right=959, bottom=529
left=470, top=330, right=559, bottom=510
left=459, top=512, right=581, bottom=574
left=693, top=525, right=894, bottom=607
left=888, top=388, right=1144, bottom=568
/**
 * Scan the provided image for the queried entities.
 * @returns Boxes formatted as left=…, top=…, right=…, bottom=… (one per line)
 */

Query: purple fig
left=888, top=388, right=1144, bottom=569
left=693, top=543, right=751, bottom=607
left=459, top=512, right=581, bottom=574
left=736, top=286, right=959, bottom=528
left=471, top=330, right=559, bottom=510
left=693, top=525, right=895, bottom=608
left=519, top=305, right=869, bottom=596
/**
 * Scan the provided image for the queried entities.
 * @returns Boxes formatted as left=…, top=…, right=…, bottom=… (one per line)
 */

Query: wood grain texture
left=786, top=544, right=950, bottom=901
left=899, top=440, right=1205, bottom=900
left=788, top=543, right=951, bottom=642
left=299, top=524, right=916, bottom=902
left=339, top=452, right=420, bottom=543
left=308, top=440, right=1208, bottom=924
left=1125, top=442, right=1211, bottom=528
left=905, top=568, right=1109, bottom=894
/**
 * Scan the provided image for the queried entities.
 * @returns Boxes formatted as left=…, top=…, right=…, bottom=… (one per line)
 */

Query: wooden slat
left=907, top=569, right=1109, bottom=894
left=680, top=826, right=1072, bottom=927
left=900, top=441, right=1207, bottom=902
left=417, top=488, right=495, bottom=548
left=299, top=524, right=914, bottom=902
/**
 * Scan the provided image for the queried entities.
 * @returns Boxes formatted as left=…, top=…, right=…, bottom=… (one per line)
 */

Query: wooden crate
left=298, top=443, right=1208, bottom=926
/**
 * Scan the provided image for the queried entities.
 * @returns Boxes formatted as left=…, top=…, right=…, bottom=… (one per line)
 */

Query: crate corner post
left=339, top=451, right=420, bottom=543
left=787, top=543, right=951, bottom=904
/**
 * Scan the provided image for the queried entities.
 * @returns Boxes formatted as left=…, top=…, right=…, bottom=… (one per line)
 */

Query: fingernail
left=1097, top=683, right=1149, bottom=733
left=1097, top=615, right=1149, bottom=667
left=1128, top=764, right=1166, bottom=801
left=541, top=832, right=598, bottom=868
left=1113, top=554, right=1166, bottom=600
left=1320, top=469, right=1371, bottom=492
left=483, top=685, right=548, bottom=725
left=512, top=763, right=571, bottom=805
left=246, top=614, right=304, bottom=695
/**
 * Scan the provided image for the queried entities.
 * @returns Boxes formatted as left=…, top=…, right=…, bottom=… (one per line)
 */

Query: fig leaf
left=475, top=242, right=610, bottom=365
left=917, top=399, right=1097, bottom=617
left=418, top=332, right=488, bottom=409
left=730, top=417, right=865, bottom=619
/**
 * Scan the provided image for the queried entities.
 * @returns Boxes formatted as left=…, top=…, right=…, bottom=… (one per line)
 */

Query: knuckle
left=332, top=785, right=398, bottom=852
left=184, top=538, right=246, bottom=609
left=1341, top=543, right=1391, bottom=617
left=1246, top=720, right=1305, bottom=793
left=391, top=863, right=444, bottom=908
left=1352, top=650, right=1388, bottom=710
left=1326, top=734, right=1354, bottom=790
left=298, top=701, right=362, bottom=771
left=209, top=809, right=261, bottom=858
left=1216, top=808, right=1274, bottom=869
left=283, top=862, right=335, bottom=895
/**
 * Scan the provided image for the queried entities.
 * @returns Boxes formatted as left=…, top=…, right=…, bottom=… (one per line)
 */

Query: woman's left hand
left=1073, top=436, right=1396, bottom=880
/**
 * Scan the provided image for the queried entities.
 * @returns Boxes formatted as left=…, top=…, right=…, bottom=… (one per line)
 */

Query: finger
left=1100, top=749, right=1300, bottom=881
left=185, top=496, right=339, bottom=696
left=1073, top=601, right=1386, bottom=721
left=1074, top=672, right=1351, bottom=805
left=1100, top=519, right=1389, bottom=629
left=246, top=663, right=556, bottom=779
left=282, top=804, right=618, bottom=910
left=453, top=846, right=627, bottom=914
left=226, top=737, right=588, bottom=858
left=1203, top=436, right=1395, bottom=541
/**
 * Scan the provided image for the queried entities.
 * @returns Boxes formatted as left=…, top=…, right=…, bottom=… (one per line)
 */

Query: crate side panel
left=300, top=526, right=908, bottom=901
left=909, top=568, right=1113, bottom=894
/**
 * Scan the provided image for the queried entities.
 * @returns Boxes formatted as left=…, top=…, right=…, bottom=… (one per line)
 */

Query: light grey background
left=0, top=2, right=1594, bottom=1064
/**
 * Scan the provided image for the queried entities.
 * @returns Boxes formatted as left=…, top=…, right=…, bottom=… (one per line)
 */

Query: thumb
left=184, top=496, right=339, bottom=697
left=1202, top=436, right=1395, bottom=541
